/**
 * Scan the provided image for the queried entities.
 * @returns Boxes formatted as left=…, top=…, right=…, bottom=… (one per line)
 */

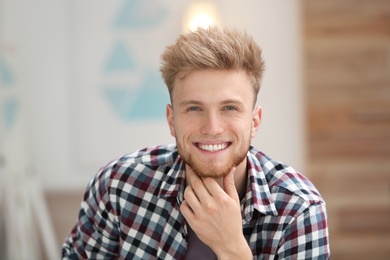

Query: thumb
left=223, top=167, right=239, bottom=201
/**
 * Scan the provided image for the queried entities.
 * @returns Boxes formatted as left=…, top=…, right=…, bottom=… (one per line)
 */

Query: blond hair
left=160, top=26, right=265, bottom=103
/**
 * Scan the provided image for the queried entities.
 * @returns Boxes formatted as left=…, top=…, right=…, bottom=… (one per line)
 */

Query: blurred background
left=0, top=0, right=389, bottom=259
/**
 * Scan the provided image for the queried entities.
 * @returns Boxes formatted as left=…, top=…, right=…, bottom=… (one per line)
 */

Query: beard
left=177, top=137, right=251, bottom=178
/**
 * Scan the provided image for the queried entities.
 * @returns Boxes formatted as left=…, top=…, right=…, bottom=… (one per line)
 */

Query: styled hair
left=160, top=26, right=265, bottom=103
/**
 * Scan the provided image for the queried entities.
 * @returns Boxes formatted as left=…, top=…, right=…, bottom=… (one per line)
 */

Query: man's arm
left=62, top=173, right=120, bottom=259
left=276, top=202, right=330, bottom=259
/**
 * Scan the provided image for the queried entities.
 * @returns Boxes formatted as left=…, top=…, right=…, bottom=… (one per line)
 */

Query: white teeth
left=198, top=143, right=227, bottom=152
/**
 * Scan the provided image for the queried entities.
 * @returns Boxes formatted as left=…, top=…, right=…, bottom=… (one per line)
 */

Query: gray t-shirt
left=185, top=225, right=217, bottom=259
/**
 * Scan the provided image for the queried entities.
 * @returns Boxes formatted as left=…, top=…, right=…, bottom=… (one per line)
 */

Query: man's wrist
left=215, top=237, right=252, bottom=260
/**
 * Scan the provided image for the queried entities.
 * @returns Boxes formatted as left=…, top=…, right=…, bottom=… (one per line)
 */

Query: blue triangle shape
left=3, top=98, right=18, bottom=131
left=113, top=0, right=168, bottom=28
left=0, top=57, right=15, bottom=87
left=102, top=72, right=168, bottom=121
left=103, top=87, right=135, bottom=115
left=104, top=41, right=136, bottom=73
left=127, top=71, right=169, bottom=119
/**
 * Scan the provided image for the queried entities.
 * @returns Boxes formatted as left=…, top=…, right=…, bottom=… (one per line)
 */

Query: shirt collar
left=241, top=148, right=278, bottom=222
left=157, top=154, right=186, bottom=200
left=157, top=155, right=187, bottom=236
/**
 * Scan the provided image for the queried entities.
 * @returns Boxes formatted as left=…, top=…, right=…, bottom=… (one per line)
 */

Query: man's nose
left=200, top=112, right=224, bottom=135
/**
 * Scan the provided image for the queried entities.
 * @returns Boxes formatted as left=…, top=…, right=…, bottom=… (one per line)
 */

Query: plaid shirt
left=62, top=144, right=330, bottom=259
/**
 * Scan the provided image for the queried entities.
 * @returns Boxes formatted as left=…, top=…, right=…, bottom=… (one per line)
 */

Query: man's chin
left=196, top=172, right=226, bottom=179
left=191, top=165, right=231, bottom=179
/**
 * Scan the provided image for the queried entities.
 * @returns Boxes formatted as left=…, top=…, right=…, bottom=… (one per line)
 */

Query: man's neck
left=231, top=158, right=248, bottom=196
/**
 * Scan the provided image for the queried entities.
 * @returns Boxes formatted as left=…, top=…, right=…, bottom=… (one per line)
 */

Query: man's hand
left=180, top=167, right=252, bottom=259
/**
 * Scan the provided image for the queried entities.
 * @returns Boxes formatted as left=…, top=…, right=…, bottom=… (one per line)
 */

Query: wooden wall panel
left=303, top=0, right=390, bottom=259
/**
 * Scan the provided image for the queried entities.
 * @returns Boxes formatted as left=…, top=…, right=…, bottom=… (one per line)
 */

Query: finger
left=185, top=167, right=211, bottom=202
left=183, top=185, right=201, bottom=210
left=201, top=177, right=224, bottom=197
left=185, top=166, right=201, bottom=186
left=180, top=200, right=195, bottom=220
left=223, top=167, right=240, bottom=201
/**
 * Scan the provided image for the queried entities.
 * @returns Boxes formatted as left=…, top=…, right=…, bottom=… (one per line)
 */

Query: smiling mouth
left=197, top=143, right=230, bottom=152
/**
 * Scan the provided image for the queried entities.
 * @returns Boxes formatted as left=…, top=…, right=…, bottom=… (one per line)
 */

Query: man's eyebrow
left=178, top=99, right=244, bottom=106
left=178, top=100, right=203, bottom=106
left=220, top=99, right=244, bottom=105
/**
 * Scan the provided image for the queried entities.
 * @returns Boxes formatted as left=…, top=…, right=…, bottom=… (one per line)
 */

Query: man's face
left=166, top=69, right=262, bottom=178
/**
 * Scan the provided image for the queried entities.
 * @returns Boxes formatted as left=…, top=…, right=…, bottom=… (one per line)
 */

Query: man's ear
left=166, top=104, right=176, bottom=137
left=251, top=106, right=262, bottom=138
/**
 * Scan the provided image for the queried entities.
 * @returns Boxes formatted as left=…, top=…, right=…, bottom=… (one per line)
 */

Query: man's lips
left=196, top=142, right=230, bottom=152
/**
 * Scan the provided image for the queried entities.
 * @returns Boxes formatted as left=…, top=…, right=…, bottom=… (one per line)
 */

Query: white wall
left=1, top=0, right=304, bottom=191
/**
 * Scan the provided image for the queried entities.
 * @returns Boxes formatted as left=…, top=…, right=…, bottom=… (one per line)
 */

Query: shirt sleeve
left=61, top=169, right=120, bottom=259
left=275, top=202, right=330, bottom=259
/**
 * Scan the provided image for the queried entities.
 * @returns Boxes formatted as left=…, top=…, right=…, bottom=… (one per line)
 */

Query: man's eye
left=224, top=106, right=237, bottom=111
left=188, top=107, right=200, bottom=111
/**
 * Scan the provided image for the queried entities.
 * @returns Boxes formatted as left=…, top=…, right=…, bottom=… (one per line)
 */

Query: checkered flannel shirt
left=62, top=144, right=330, bottom=259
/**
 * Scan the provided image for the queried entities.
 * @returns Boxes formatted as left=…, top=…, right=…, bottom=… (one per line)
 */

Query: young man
left=62, top=26, right=330, bottom=259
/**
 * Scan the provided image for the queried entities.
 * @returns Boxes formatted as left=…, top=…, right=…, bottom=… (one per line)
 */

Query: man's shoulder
left=91, top=144, right=180, bottom=185
left=248, top=147, right=324, bottom=207
left=119, top=144, right=179, bottom=167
